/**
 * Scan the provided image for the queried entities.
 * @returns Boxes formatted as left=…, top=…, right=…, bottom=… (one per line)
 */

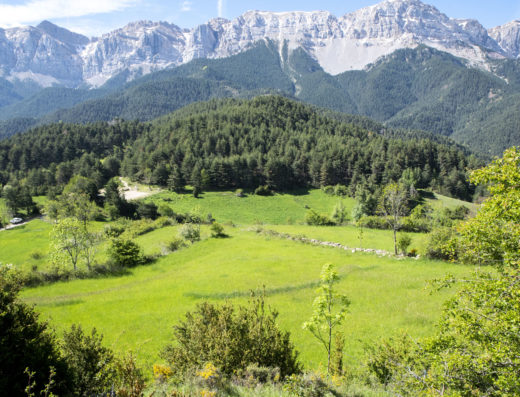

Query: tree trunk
left=393, top=227, right=397, bottom=255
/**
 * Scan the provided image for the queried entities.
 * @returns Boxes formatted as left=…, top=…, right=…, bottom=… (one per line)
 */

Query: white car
left=10, top=217, right=23, bottom=224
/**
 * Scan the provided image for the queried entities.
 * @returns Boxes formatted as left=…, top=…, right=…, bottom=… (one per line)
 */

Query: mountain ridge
left=0, top=0, right=518, bottom=88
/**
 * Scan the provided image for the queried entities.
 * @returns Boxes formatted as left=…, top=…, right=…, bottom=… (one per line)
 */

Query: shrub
left=61, top=325, right=116, bottom=396
left=115, top=353, right=146, bottom=397
left=239, top=364, right=281, bottom=386
left=161, top=295, right=301, bottom=378
left=136, top=202, right=158, bottom=220
left=331, top=202, right=349, bottom=225
left=0, top=266, right=70, bottom=395
left=426, top=227, right=458, bottom=260
left=283, top=372, right=330, bottom=397
left=154, top=216, right=174, bottom=228
left=108, top=238, right=143, bottom=268
left=210, top=222, right=226, bottom=238
left=157, top=203, right=175, bottom=218
left=254, top=185, right=273, bottom=196
left=321, top=185, right=334, bottom=195
left=305, top=209, right=334, bottom=226
left=179, top=223, right=200, bottom=243
left=358, top=216, right=390, bottom=230
left=235, top=189, right=245, bottom=197
left=104, top=223, right=126, bottom=238
left=397, top=234, right=412, bottom=255
left=30, top=251, right=43, bottom=260
left=165, top=238, right=186, bottom=253
left=333, top=184, right=348, bottom=197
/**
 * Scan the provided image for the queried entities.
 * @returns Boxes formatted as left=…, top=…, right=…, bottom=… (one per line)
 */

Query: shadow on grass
left=184, top=280, right=323, bottom=300
left=419, top=190, right=436, bottom=200
left=38, top=299, right=84, bottom=308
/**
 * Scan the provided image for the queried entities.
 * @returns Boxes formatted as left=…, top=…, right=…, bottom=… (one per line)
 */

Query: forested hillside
left=0, top=43, right=519, bottom=156
left=0, top=96, right=479, bottom=201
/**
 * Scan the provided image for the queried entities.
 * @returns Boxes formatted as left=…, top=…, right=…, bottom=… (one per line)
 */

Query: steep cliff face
left=0, top=0, right=518, bottom=88
left=489, top=21, right=520, bottom=58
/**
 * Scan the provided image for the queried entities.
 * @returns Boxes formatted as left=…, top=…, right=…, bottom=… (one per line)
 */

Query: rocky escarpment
left=0, top=0, right=519, bottom=87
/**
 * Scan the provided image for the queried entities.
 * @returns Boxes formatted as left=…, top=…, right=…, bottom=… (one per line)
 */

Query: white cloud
left=217, top=0, right=223, bottom=17
left=181, top=0, right=191, bottom=12
left=0, top=0, right=137, bottom=28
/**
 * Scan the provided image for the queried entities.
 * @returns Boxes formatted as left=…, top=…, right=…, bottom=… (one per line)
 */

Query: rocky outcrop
left=489, top=20, right=520, bottom=58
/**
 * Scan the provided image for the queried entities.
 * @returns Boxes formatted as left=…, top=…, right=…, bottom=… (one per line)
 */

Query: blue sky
left=0, top=0, right=519, bottom=37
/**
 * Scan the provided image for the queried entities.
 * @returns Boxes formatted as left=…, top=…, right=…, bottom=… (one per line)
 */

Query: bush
left=254, top=185, right=273, bottom=196
left=426, top=227, right=458, bottom=260
left=333, top=184, right=348, bottom=197
left=136, top=202, right=158, bottom=220
left=238, top=364, right=281, bottom=386
left=331, top=202, right=349, bottom=225
left=0, top=266, right=71, bottom=395
left=210, top=222, right=226, bottom=238
left=179, top=223, right=200, bottom=243
left=115, top=353, right=146, bottom=397
left=235, top=189, right=245, bottom=197
left=61, top=325, right=116, bottom=396
left=321, top=185, right=334, bottom=195
left=157, top=203, right=175, bottom=218
left=165, top=238, right=186, bottom=253
left=283, top=372, right=330, bottom=397
left=104, top=223, right=126, bottom=238
left=305, top=209, right=334, bottom=226
left=397, top=234, right=412, bottom=255
left=357, top=216, right=390, bottom=230
left=161, top=295, right=301, bottom=378
left=108, top=238, right=144, bottom=268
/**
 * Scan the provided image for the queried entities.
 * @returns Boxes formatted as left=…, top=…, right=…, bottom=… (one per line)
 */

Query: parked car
left=10, top=217, right=23, bottom=224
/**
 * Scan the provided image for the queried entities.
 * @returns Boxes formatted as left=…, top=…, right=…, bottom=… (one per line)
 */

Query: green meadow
left=21, top=227, right=470, bottom=370
left=3, top=188, right=477, bottom=373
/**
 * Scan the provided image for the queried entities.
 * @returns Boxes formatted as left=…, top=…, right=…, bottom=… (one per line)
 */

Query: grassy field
left=2, top=187, right=478, bottom=375
left=147, top=189, right=356, bottom=225
left=20, top=226, right=472, bottom=372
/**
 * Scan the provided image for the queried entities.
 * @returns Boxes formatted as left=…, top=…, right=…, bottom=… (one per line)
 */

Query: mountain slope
left=0, top=0, right=519, bottom=91
left=1, top=42, right=519, bottom=156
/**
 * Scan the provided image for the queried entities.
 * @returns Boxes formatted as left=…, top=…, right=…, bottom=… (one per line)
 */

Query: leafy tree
left=57, top=193, right=100, bottom=228
left=303, top=264, right=350, bottom=374
left=456, top=147, right=520, bottom=266
left=331, top=201, right=349, bottom=225
left=162, top=294, right=301, bottom=378
left=62, top=175, right=98, bottom=202
left=379, top=183, right=410, bottom=255
left=50, top=218, right=89, bottom=272
left=61, top=324, right=115, bottom=397
left=351, top=202, right=366, bottom=248
left=2, top=184, right=36, bottom=215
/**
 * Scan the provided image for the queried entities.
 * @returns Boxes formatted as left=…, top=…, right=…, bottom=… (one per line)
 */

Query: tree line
left=0, top=96, right=480, bottom=207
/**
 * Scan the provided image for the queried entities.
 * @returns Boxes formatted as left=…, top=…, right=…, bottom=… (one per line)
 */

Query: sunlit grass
left=22, top=229, right=472, bottom=371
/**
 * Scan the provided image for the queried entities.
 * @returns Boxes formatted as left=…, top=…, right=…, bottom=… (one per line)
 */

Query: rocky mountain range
left=0, top=0, right=519, bottom=88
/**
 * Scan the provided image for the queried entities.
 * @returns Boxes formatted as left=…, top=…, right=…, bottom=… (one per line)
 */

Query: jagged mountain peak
left=0, top=0, right=518, bottom=87
left=36, top=20, right=89, bottom=46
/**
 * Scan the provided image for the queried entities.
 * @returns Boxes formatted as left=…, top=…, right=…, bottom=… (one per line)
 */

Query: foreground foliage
left=162, top=294, right=301, bottom=378
left=368, top=148, right=520, bottom=396
left=0, top=266, right=69, bottom=396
